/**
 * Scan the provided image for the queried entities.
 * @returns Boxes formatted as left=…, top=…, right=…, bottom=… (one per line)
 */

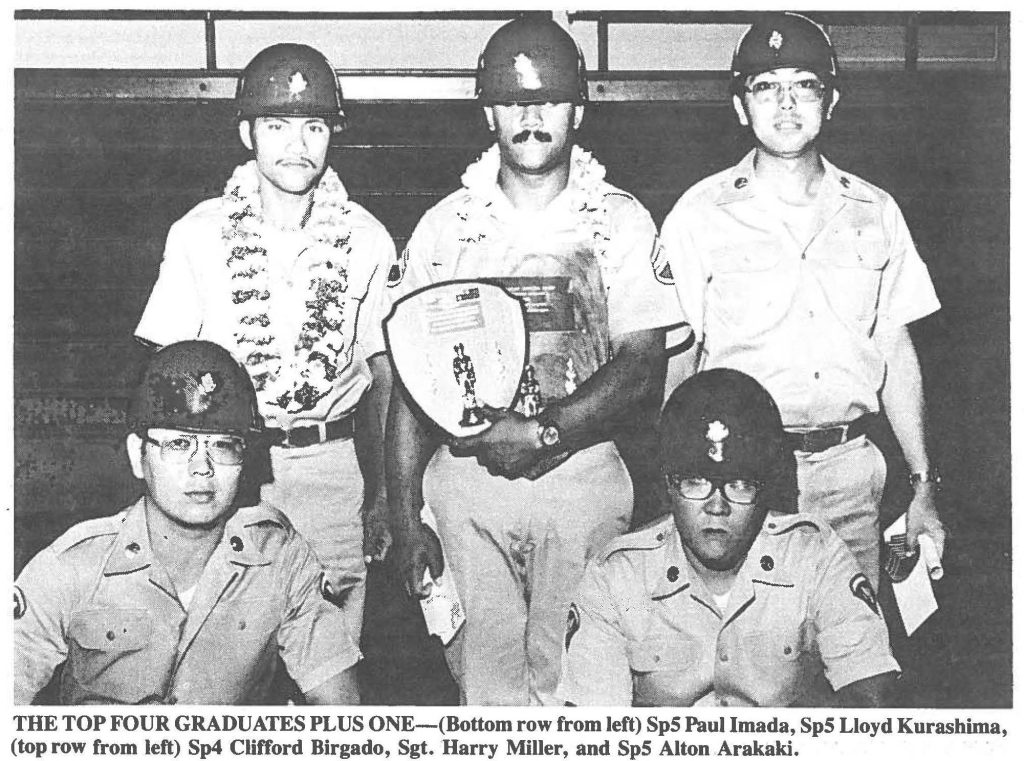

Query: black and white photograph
left=7, top=3, right=1015, bottom=746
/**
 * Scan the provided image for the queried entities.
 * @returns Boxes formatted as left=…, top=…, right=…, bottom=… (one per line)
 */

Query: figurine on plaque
left=516, top=365, right=542, bottom=418
left=453, top=343, right=484, bottom=427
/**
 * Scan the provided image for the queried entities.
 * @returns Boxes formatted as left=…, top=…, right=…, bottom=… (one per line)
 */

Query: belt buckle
left=807, top=426, right=846, bottom=452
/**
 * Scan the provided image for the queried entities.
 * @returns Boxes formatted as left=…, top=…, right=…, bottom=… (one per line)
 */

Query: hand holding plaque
left=385, top=281, right=528, bottom=438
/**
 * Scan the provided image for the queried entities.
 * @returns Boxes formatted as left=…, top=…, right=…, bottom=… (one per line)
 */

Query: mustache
left=511, top=130, right=553, bottom=144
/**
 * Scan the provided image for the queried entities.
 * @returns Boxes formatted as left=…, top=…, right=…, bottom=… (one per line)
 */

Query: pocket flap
left=70, top=608, right=153, bottom=651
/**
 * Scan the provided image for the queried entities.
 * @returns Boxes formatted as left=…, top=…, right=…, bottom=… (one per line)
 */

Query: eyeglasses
left=144, top=433, right=246, bottom=466
left=666, top=475, right=762, bottom=505
left=744, top=78, right=826, bottom=104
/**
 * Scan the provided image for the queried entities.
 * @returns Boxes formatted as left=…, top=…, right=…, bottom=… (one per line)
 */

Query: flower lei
left=456, top=144, right=612, bottom=258
left=222, top=160, right=355, bottom=414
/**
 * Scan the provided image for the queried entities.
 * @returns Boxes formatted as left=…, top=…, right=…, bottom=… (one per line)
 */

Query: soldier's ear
left=732, top=95, right=750, bottom=127
left=238, top=120, right=255, bottom=150
left=126, top=433, right=146, bottom=480
left=483, top=106, right=496, bottom=133
left=573, top=104, right=584, bottom=130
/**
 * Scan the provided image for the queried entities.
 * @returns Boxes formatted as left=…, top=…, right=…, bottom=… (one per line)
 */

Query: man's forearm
left=543, top=328, right=667, bottom=449
left=354, top=355, right=392, bottom=506
left=877, top=326, right=929, bottom=471
left=385, top=383, right=441, bottom=529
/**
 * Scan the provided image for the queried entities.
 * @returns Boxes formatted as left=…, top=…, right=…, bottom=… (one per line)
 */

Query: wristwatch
left=908, top=469, right=942, bottom=488
left=537, top=420, right=561, bottom=449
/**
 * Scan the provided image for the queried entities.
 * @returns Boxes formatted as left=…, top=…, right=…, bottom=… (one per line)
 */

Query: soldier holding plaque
left=386, top=16, right=682, bottom=705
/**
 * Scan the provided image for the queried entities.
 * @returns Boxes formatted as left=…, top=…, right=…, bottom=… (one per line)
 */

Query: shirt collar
left=101, top=498, right=275, bottom=577
left=715, top=149, right=875, bottom=206
left=648, top=522, right=795, bottom=600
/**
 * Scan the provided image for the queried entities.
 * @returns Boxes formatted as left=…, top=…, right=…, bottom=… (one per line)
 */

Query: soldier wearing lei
left=136, top=44, right=396, bottom=646
left=386, top=17, right=683, bottom=705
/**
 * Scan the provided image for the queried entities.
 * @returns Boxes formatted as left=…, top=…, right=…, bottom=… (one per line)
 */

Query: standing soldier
left=659, top=13, right=944, bottom=587
left=14, top=341, right=360, bottom=704
left=386, top=16, right=681, bottom=704
left=135, top=44, right=395, bottom=636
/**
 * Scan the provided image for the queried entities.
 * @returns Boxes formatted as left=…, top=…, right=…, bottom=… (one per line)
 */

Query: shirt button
left=784, top=646, right=793, bottom=655
left=814, top=372, right=821, bottom=380
left=720, top=652, right=729, bottom=662
left=125, top=542, right=141, bottom=558
left=230, top=536, right=244, bottom=552
left=735, top=177, right=748, bottom=189
left=667, top=566, right=679, bottom=582
left=801, top=253, right=807, bottom=260
left=808, top=310, right=814, bottom=318
left=106, top=630, right=116, bottom=641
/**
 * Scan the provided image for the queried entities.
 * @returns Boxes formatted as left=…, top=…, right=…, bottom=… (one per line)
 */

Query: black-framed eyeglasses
left=744, top=78, right=826, bottom=104
left=666, top=475, right=762, bottom=505
left=143, top=433, right=246, bottom=466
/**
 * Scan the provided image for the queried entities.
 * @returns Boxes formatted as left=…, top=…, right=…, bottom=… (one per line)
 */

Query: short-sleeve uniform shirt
left=135, top=163, right=396, bottom=429
left=558, top=513, right=899, bottom=706
left=391, top=146, right=682, bottom=407
left=660, top=151, right=940, bottom=427
left=14, top=499, right=360, bottom=704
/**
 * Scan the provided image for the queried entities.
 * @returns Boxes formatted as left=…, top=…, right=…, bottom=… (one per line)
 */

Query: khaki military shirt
left=14, top=498, right=359, bottom=704
left=660, top=151, right=940, bottom=427
left=557, top=513, right=899, bottom=706
left=391, top=145, right=683, bottom=408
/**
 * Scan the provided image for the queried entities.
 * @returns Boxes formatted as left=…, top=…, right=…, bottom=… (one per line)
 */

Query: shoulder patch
left=14, top=586, right=26, bottom=620
left=850, top=573, right=880, bottom=616
left=598, top=516, right=673, bottom=562
left=650, top=240, right=675, bottom=285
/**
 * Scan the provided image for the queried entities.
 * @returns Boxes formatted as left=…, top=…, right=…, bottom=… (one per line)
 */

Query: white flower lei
left=222, top=160, right=355, bottom=415
left=456, top=144, right=612, bottom=257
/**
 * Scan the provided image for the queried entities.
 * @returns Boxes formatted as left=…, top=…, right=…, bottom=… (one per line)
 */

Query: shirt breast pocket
left=740, top=629, right=806, bottom=704
left=628, top=636, right=703, bottom=707
left=708, top=247, right=790, bottom=332
left=817, top=238, right=889, bottom=325
left=67, top=608, right=154, bottom=695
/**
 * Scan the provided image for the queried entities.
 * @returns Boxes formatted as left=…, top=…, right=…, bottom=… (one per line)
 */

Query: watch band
left=908, top=469, right=942, bottom=487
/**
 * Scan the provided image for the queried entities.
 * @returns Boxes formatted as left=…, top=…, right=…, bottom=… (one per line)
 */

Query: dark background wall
left=13, top=67, right=1009, bottom=706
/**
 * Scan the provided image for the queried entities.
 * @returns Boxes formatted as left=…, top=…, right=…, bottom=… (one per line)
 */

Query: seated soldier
left=14, top=341, right=360, bottom=705
left=558, top=368, right=899, bottom=707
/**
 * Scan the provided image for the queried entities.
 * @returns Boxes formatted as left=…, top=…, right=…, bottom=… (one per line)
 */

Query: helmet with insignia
left=731, top=12, right=839, bottom=95
left=659, top=368, right=797, bottom=513
left=236, top=43, right=345, bottom=131
left=128, top=341, right=264, bottom=438
left=476, top=16, right=588, bottom=105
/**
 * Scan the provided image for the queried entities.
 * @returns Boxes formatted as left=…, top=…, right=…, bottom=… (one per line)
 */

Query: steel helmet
left=128, top=341, right=264, bottom=438
left=731, top=12, right=839, bottom=95
left=236, top=43, right=345, bottom=129
left=476, top=17, right=587, bottom=105
left=659, top=368, right=798, bottom=514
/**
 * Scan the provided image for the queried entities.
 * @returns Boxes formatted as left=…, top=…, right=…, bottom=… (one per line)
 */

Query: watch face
left=541, top=425, right=560, bottom=447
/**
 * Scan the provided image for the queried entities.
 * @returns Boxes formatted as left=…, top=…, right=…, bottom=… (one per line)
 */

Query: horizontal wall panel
left=215, top=19, right=504, bottom=70
left=919, top=24, right=1003, bottom=66
left=16, top=19, right=207, bottom=68
left=829, top=25, right=905, bottom=67
left=607, top=23, right=744, bottom=70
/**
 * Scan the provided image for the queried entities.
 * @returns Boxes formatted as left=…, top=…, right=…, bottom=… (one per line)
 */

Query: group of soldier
left=14, top=12, right=944, bottom=707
